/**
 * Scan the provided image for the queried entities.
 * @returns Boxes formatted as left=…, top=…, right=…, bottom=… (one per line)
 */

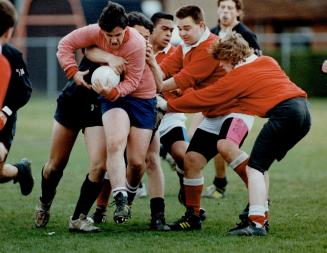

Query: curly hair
left=209, top=32, right=253, bottom=66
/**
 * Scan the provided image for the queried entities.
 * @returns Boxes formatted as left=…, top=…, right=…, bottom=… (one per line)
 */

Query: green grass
left=0, top=96, right=326, bottom=253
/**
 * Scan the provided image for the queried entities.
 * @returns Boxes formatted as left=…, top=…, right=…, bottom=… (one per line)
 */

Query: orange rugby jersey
left=168, top=56, right=307, bottom=118
left=0, top=54, right=11, bottom=108
left=159, top=33, right=225, bottom=92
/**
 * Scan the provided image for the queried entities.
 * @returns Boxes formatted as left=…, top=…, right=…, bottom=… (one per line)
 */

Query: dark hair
left=0, top=0, right=17, bottom=36
left=98, top=1, right=128, bottom=32
left=176, top=5, right=204, bottom=24
left=151, top=12, right=174, bottom=27
left=128, top=11, right=153, bottom=33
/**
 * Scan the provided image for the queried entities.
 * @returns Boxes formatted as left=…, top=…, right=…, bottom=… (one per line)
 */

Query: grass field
left=0, top=96, right=326, bottom=253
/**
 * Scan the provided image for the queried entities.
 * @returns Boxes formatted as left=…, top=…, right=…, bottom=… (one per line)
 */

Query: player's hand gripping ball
left=91, top=66, right=120, bottom=88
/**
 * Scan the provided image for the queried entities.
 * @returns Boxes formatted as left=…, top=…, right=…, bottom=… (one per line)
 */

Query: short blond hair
left=209, top=32, right=253, bottom=66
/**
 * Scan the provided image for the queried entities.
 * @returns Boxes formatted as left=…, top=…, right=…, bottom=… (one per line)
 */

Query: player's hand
left=156, top=94, right=168, bottom=112
left=0, top=111, right=8, bottom=131
left=73, top=70, right=92, bottom=89
left=146, top=43, right=156, bottom=67
left=0, top=142, right=8, bottom=162
left=107, top=54, right=127, bottom=75
left=322, top=60, right=327, bottom=73
left=92, top=78, right=113, bottom=97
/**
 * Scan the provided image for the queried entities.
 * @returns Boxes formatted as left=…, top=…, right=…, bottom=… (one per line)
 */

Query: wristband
left=2, top=106, right=12, bottom=117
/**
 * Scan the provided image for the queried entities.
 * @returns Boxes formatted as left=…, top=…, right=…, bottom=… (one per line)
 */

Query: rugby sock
left=112, top=187, right=128, bottom=198
left=228, top=152, right=249, bottom=187
left=126, top=181, right=139, bottom=205
left=40, top=167, right=63, bottom=204
left=184, top=177, right=204, bottom=216
left=96, top=178, right=111, bottom=210
left=72, top=174, right=102, bottom=220
left=248, top=205, right=266, bottom=227
left=213, top=177, right=227, bottom=190
left=150, top=197, right=165, bottom=218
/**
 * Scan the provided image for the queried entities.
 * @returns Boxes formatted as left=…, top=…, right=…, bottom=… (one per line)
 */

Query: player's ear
left=199, top=21, right=205, bottom=30
left=2, top=27, right=14, bottom=43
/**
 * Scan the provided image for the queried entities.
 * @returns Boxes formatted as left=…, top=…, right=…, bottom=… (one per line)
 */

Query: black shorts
left=187, top=117, right=248, bottom=162
left=248, top=97, right=311, bottom=173
left=0, top=113, right=17, bottom=151
left=54, top=57, right=103, bottom=131
left=54, top=86, right=103, bottom=131
left=160, top=126, right=189, bottom=153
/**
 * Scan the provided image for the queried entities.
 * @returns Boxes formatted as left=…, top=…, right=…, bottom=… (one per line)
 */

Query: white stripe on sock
left=183, top=177, right=204, bottom=186
left=228, top=151, right=249, bottom=170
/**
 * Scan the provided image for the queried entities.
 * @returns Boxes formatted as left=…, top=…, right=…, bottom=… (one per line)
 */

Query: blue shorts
left=100, top=96, right=156, bottom=129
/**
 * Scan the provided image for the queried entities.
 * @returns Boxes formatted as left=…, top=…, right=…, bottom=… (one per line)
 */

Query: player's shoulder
left=2, top=44, right=22, bottom=59
left=234, top=23, right=255, bottom=36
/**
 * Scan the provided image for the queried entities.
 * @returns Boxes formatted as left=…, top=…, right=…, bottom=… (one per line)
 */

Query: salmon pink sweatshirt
left=168, top=56, right=307, bottom=118
left=57, top=24, right=156, bottom=99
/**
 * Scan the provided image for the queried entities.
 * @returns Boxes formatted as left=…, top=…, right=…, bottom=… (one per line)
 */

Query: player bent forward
left=165, top=32, right=311, bottom=235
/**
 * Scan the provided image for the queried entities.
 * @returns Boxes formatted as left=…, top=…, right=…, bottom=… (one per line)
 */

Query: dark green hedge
left=266, top=50, right=327, bottom=97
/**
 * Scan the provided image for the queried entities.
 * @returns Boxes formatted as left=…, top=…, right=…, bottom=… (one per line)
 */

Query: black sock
left=40, top=168, right=63, bottom=204
left=150, top=197, right=165, bottom=218
left=213, top=177, right=227, bottom=189
left=72, top=174, right=103, bottom=220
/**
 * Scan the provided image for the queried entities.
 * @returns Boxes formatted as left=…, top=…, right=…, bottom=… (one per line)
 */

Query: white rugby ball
left=91, top=66, right=120, bottom=88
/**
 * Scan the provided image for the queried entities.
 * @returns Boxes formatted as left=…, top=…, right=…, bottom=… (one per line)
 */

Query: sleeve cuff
left=2, top=106, right=12, bottom=116
left=104, top=88, right=119, bottom=101
left=65, top=66, right=78, bottom=80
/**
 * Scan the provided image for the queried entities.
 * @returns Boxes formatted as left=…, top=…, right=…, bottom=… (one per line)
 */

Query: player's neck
left=220, top=20, right=239, bottom=32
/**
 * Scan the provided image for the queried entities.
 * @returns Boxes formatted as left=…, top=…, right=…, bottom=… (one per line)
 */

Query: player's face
left=217, top=0, right=241, bottom=28
left=151, top=19, right=174, bottom=49
left=103, top=27, right=126, bottom=49
left=219, top=59, right=234, bottom=72
left=177, top=16, right=205, bottom=46
left=133, top=25, right=151, bottom=41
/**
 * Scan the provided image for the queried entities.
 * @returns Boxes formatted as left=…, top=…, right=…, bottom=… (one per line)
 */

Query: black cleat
left=91, top=207, right=107, bottom=224
left=13, top=158, right=34, bottom=196
left=169, top=209, right=202, bottom=231
left=112, top=192, right=131, bottom=224
left=199, top=208, right=206, bottom=221
left=150, top=212, right=171, bottom=231
left=237, top=204, right=270, bottom=232
left=228, top=221, right=267, bottom=236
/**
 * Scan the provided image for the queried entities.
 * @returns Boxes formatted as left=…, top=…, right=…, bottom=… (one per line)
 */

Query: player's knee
left=217, top=139, right=240, bottom=163
left=145, top=154, right=160, bottom=173
left=184, top=151, right=205, bottom=173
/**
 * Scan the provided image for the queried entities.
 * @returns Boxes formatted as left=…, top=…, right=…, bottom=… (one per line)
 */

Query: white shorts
left=158, top=112, right=187, bottom=138
left=198, top=113, right=254, bottom=135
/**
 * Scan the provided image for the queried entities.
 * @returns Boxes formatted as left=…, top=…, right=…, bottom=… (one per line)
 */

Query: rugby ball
left=91, top=66, right=120, bottom=88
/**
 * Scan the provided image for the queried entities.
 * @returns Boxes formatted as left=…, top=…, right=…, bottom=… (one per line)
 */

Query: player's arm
left=161, top=77, right=177, bottom=91
left=159, top=46, right=183, bottom=81
left=171, top=47, right=219, bottom=91
left=57, top=24, right=100, bottom=88
left=321, top=60, right=327, bottom=73
left=146, top=43, right=163, bottom=92
left=167, top=76, right=238, bottom=113
left=2, top=45, right=32, bottom=115
left=84, top=47, right=127, bottom=75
